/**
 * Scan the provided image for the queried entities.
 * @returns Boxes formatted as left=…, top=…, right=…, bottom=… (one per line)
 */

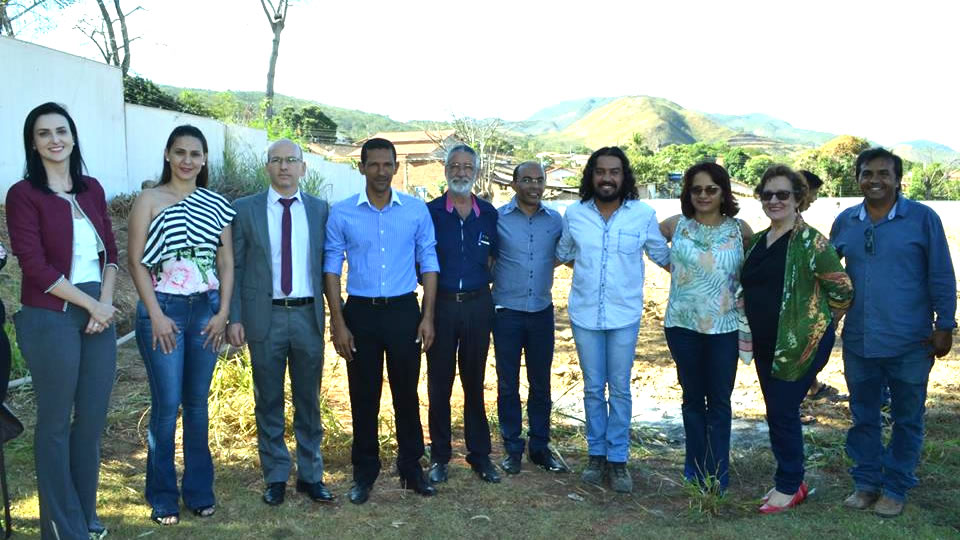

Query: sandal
left=192, top=506, right=215, bottom=518
left=151, top=513, right=180, bottom=526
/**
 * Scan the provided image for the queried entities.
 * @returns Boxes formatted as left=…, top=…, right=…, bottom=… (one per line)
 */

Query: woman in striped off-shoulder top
left=127, top=125, right=235, bottom=526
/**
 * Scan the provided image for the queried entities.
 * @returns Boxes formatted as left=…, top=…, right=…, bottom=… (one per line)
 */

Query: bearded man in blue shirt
left=830, top=147, right=956, bottom=518
left=556, top=147, right=670, bottom=493
left=425, top=144, right=501, bottom=485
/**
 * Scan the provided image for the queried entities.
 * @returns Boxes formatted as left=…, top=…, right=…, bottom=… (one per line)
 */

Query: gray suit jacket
left=229, top=190, right=328, bottom=342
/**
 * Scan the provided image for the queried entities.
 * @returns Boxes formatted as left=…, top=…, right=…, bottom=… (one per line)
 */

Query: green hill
left=507, top=97, right=617, bottom=135
left=708, top=113, right=833, bottom=146
left=552, top=96, right=735, bottom=149
left=892, top=140, right=959, bottom=164
left=158, top=85, right=417, bottom=140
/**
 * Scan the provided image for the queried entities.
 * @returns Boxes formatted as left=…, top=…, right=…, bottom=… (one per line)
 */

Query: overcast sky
left=18, top=0, right=960, bottom=150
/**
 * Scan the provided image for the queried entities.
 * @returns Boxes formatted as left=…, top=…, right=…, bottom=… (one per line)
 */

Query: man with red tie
left=228, top=139, right=334, bottom=506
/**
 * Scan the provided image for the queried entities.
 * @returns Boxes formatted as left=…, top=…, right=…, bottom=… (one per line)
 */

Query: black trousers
left=343, top=294, right=426, bottom=486
left=427, top=291, right=494, bottom=465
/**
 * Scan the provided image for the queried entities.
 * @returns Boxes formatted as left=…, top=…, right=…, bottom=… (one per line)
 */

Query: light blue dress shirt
left=324, top=188, right=439, bottom=297
left=556, top=198, right=670, bottom=330
left=491, top=197, right=563, bottom=312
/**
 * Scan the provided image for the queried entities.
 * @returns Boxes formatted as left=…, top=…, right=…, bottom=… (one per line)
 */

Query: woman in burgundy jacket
left=5, top=102, right=119, bottom=540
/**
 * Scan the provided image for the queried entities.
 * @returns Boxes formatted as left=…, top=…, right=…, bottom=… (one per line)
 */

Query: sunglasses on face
left=759, top=190, right=795, bottom=202
left=690, top=185, right=721, bottom=196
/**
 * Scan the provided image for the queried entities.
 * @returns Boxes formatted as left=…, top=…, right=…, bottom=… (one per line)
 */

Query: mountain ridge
left=157, top=85, right=956, bottom=162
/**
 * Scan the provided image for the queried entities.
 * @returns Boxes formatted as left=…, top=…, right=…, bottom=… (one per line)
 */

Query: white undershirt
left=70, top=217, right=101, bottom=284
left=267, top=187, right=313, bottom=298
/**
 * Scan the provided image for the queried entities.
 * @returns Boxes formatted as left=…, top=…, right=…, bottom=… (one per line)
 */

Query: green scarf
left=740, top=215, right=853, bottom=381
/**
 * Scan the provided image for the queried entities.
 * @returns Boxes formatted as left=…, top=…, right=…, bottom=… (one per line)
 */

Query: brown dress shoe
left=842, top=490, right=880, bottom=510
left=873, top=495, right=905, bottom=518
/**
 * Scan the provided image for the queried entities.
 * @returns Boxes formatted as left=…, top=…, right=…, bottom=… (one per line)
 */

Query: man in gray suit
left=227, top=139, right=334, bottom=505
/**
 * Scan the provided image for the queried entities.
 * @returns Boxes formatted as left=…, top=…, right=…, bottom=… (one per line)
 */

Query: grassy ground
left=4, top=326, right=959, bottom=539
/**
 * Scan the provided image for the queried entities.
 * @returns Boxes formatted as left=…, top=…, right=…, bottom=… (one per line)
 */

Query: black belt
left=272, top=297, right=315, bottom=307
left=437, top=289, right=489, bottom=303
left=349, top=292, right=417, bottom=306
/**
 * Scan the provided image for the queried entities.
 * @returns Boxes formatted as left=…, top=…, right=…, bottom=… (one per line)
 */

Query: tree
left=259, top=0, right=290, bottom=120
left=297, top=105, right=337, bottom=143
left=741, top=155, right=776, bottom=186
left=209, top=92, right=244, bottom=123
left=177, top=90, right=213, bottom=117
left=123, top=75, right=215, bottom=118
left=792, top=135, right=870, bottom=196
left=0, top=0, right=72, bottom=36
left=75, top=0, right=140, bottom=76
left=906, top=160, right=960, bottom=200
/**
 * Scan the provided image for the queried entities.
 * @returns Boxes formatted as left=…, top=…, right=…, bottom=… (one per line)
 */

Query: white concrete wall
left=124, top=104, right=227, bottom=190
left=0, top=36, right=127, bottom=198
left=226, top=124, right=268, bottom=161
left=301, top=153, right=365, bottom=202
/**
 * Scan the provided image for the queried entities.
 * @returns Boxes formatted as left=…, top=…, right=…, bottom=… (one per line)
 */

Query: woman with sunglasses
left=660, top=162, right=752, bottom=494
left=740, top=165, right=852, bottom=513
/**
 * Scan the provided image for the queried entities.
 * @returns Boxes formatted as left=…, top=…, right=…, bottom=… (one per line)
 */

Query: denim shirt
left=491, top=197, right=562, bottom=312
left=830, top=195, right=957, bottom=357
left=556, top=198, right=670, bottom=330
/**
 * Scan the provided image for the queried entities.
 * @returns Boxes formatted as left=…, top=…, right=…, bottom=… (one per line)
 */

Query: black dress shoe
left=530, top=450, right=570, bottom=473
left=263, top=482, right=286, bottom=505
left=400, top=473, right=437, bottom=497
left=428, top=463, right=448, bottom=484
left=472, top=460, right=502, bottom=483
left=348, top=483, right=372, bottom=505
left=500, top=454, right=522, bottom=475
left=296, top=480, right=336, bottom=503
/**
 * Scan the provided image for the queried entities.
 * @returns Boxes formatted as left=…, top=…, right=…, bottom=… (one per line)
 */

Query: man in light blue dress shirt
left=830, top=147, right=956, bottom=517
left=556, top=147, right=670, bottom=494
left=323, top=138, right=440, bottom=504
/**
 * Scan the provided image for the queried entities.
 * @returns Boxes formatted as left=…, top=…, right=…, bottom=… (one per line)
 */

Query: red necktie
left=279, top=198, right=296, bottom=296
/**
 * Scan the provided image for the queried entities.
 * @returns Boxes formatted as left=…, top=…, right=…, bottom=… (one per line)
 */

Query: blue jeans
left=755, top=323, right=834, bottom=494
left=844, top=346, right=932, bottom=502
left=571, top=323, right=640, bottom=463
left=135, top=291, right=220, bottom=517
left=664, top=327, right=738, bottom=490
left=493, top=306, right=555, bottom=457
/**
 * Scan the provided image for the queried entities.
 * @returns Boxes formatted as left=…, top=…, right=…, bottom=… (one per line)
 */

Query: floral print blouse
left=665, top=216, right=744, bottom=334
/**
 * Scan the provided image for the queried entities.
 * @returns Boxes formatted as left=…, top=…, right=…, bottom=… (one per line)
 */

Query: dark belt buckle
left=280, top=298, right=293, bottom=308
left=371, top=296, right=388, bottom=306
left=454, top=292, right=468, bottom=303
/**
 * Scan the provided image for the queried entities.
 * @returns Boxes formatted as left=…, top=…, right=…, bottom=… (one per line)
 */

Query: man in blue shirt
left=830, top=147, right=956, bottom=518
left=323, top=138, right=440, bottom=504
left=492, top=161, right=567, bottom=475
left=556, top=147, right=670, bottom=494
left=425, top=144, right=501, bottom=484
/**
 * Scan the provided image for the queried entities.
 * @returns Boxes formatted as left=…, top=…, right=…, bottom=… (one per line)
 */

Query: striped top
left=141, top=188, right=235, bottom=293
left=664, top=216, right=744, bottom=334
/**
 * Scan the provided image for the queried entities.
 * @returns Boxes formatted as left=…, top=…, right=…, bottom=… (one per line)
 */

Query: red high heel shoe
left=759, top=482, right=808, bottom=514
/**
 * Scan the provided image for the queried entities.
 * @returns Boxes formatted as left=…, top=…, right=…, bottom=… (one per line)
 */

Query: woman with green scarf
left=740, top=165, right=852, bottom=514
